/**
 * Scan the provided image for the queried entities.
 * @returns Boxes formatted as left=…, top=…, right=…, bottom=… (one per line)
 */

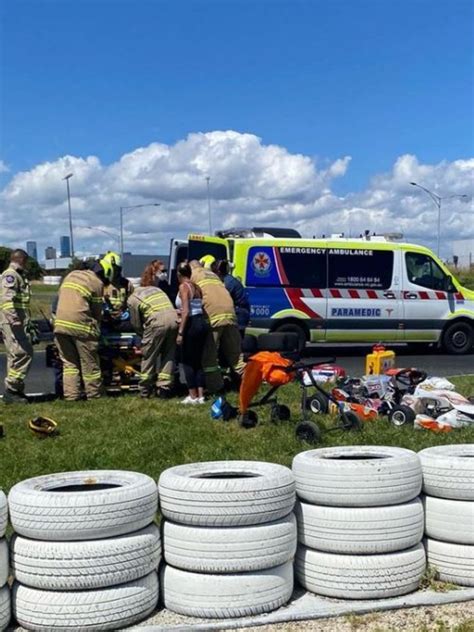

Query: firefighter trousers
left=1, top=323, right=33, bottom=394
left=140, top=316, right=178, bottom=395
left=55, top=333, right=103, bottom=400
left=202, top=323, right=243, bottom=393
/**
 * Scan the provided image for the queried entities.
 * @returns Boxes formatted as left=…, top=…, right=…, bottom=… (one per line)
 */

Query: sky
left=0, top=0, right=473, bottom=260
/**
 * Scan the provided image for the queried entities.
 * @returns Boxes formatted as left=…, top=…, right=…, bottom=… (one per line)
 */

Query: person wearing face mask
left=146, top=259, right=171, bottom=298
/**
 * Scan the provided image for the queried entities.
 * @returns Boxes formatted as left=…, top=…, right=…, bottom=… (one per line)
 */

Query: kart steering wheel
left=394, top=368, right=427, bottom=387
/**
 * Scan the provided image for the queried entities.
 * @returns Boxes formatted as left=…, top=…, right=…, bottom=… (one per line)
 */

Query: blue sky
left=2, top=0, right=472, bottom=193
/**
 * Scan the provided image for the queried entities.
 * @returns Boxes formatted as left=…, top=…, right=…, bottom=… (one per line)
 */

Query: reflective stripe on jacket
left=54, top=270, right=104, bottom=339
left=127, top=286, right=176, bottom=332
left=0, top=263, right=31, bottom=326
left=191, top=267, right=236, bottom=327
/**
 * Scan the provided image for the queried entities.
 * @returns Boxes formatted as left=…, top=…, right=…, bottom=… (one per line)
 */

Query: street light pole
left=119, top=203, right=160, bottom=260
left=409, top=182, right=469, bottom=257
left=85, top=226, right=121, bottom=249
left=63, top=173, right=75, bottom=258
left=206, top=176, right=212, bottom=234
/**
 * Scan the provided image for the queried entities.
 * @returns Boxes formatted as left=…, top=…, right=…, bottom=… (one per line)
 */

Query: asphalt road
left=0, top=346, right=472, bottom=395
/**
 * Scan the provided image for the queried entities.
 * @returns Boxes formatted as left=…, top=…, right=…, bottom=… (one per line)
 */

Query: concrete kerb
left=133, top=587, right=474, bottom=630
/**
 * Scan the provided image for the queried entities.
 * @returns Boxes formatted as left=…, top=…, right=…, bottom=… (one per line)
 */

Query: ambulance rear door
left=326, top=246, right=403, bottom=342
left=187, top=234, right=229, bottom=263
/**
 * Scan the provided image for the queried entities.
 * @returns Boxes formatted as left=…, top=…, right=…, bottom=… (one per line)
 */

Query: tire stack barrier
left=293, top=446, right=427, bottom=599
left=420, top=445, right=474, bottom=586
left=159, top=461, right=296, bottom=618
left=8, top=471, right=160, bottom=631
left=0, top=492, right=10, bottom=632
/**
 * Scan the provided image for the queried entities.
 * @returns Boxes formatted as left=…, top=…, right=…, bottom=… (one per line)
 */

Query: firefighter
left=102, top=252, right=134, bottom=313
left=215, top=259, right=250, bottom=338
left=0, top=249, right=33, bottom=404
left=127, top=263, right=178, bottom=398
left=190, top=257, right=242, bottom=393
left=53, top=258, right=112, bottom=400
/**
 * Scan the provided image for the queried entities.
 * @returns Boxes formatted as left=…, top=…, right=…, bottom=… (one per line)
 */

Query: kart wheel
left=388, top=405, right=416, bottom=427
left=295, top=421, right=321, bottom=444
left=271, top=404, right=291, bottom=423
left=239, top=410, right=258, bottom=429
left=342, top=411, right=362, bottom=431
left=307, top=393, right=329, bottom=415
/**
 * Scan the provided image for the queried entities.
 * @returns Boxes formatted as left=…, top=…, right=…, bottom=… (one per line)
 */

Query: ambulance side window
left=405, top=253, right=447, bottom=291
left=328, top=250, right=393, bottom=289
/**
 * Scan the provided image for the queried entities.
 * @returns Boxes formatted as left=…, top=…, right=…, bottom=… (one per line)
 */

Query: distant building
left=45, top=246, right=57, bottom=260
left=452, top=239, right=474, bottom=269
left=121, top=253, right=169, bottom=278
left=43, top=257, right=72, bottom=272
left=26, top=241, right=38, bottom=260
left=60, top=235, right=71, bottom=258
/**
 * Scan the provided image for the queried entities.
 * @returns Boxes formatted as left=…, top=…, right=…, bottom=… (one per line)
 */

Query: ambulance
left=169, top=228, right=474, bottom=354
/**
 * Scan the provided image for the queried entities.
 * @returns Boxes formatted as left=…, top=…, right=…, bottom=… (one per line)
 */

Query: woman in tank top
left=175, top=262, right=210, bottom=404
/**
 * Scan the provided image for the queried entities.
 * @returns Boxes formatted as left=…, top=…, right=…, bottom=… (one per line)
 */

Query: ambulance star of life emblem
left=252, top=251, right=272, bottom=277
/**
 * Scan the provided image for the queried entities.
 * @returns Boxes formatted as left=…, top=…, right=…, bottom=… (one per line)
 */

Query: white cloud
left=0, top=132, right=472, bottom=260
left=0, top=160, right=9, bottom=174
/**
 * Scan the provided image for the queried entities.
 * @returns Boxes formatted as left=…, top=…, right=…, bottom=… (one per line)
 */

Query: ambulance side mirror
left=444, top=275, right=456, bottom=293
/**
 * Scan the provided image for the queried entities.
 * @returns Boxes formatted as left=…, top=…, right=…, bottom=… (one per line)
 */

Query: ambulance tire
left=424, top=496, right=474, bottom=545
left=295, top=421, right=321, bottom=444
left=13, top=572, right=159, bottom=631
left=388, top=405, right=416, bottom=427
left=8, top=470, right=158, bottom=541
left=292, top=446, right=422, bottom=507
left=425, top=539, right=474, bottom=587
left=419, top=444, right=474, bottom=500
left=158, top=461, right=296, bottom=527
left=0, top=585, right=10, bottom=631
left=272, top=324, right=306, bottom=352
left=257, top=332, right=300, bottom=353
left=295, top=543, right=426, bottom=599
left=442, top=321, right=474, bottom=355
left=161, top=562, right=293, bottom=618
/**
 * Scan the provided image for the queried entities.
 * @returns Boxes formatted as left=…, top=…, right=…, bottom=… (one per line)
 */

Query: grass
left=29, top=283, right=59, bottom=319
left=0, top=376, right=473, bottom=492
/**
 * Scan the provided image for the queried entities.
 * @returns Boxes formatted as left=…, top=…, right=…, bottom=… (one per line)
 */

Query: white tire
left=295, top=543, right=426, bottom=599
left=292, top=446, right=422, bottom=507
left=13, top=571, right=158, bottom=631
left=295, top=498, right=424, bottom=554
left=0, top=540, right=8, bottom=589
left=9, top=470, right=158, bottom=540
left=424, top=496, right=474, bottom=545
left=419, top=444, right=474, bottom=500
left=0, top=492, right=7, bottom=538
left=426, top=538, right=474, bottom=587
left=163, top=513, right=297, bottom=573
left=162, top=561, right=293, bottom=618
left=11, top=524, right=161, bottom=590
left=0, top=585, right=10, bottom=631
left=158, top=461, right=295, bottom=526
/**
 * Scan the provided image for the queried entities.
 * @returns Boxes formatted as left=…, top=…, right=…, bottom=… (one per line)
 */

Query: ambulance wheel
left=388, top=405, right=416, bottom=427
left=307, top=393, right=329, bottom=415
left=296, top=421, right=321, bottom=444
left=442, top=322, right=474, bottom=355
left=239, top=410, right=258, bottom=429
left=273, top=323, right=306, bottom=353
left=271, top=404, right=291, bottom=423
left=342, top=411, right=362, bottom=431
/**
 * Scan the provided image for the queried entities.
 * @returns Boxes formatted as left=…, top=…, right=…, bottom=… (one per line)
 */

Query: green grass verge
left=0, top=377, right=473, bottom=492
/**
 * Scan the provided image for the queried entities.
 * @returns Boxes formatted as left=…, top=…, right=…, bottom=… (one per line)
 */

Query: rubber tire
left=272, top=324, right=306, bottom=352
left=8, top=470, right=158, bottom=541
left=11, top=524, right=161, bottom=591
left=419, top=444, right=474, bottom=500
left=239, top=410, right=258, bottom=428
left=425, top=538, right=474, bottom=587
left=424, top=496, right=474, bottom=545
left=292, top=446, right=422, bottom=507
left=0, top=585, right=10, bottom=632
left=159, top=460, right=295, bottom=527
left=271, top=404, right=291, bottom=423
left=442, top=321, right=474, bottom=355
left=163, top=513, right=297, bottom=573
left=161, top=561, right=293, bottom=618
left=0, top=493, right=7, bottom=539
left=388, top=405, right=416, bottom=427
left=295, top=499, right=423, bottom=554
left=307, top=393, right=328, bottom=415
left=295, top=543, right=426, bottom=600
left=295, top=421, right=321, bottom=444
left=341, top=410, right=362, bottom=431
left=256, top=332, right=299, bottom=352
left=13, top=571, right=159, bottom=631
left=0, top=541, right=8, bottom=589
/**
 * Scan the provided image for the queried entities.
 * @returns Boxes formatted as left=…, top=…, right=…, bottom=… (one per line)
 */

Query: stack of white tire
left=159, top=460, right=297, bottom=618
left=0, top=492, right=10, bottom=631
left=420, top=445, right=474, bottom=587
left=8, top=470, right=160, bottom=631
left=293, top=446, right=427, bottom=599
